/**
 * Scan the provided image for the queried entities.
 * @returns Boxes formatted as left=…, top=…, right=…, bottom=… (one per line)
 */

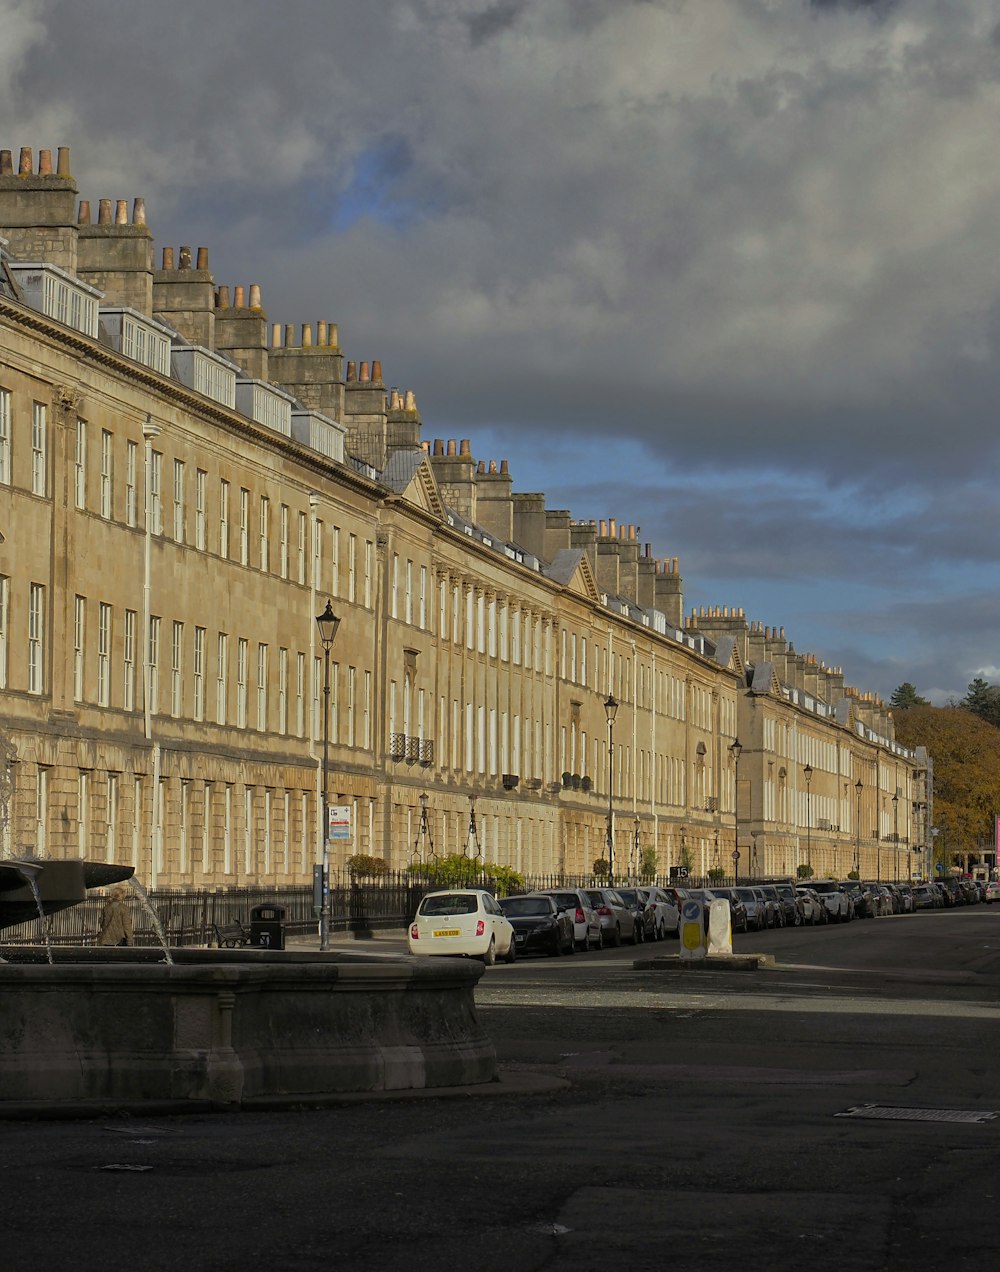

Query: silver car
left=531, top=888, right=603, bottom=951
left=584, top=888, right=637, bottom=947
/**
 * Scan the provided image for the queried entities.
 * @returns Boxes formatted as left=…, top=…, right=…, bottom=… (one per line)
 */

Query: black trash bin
left=249, top=903, right=286, bottom=950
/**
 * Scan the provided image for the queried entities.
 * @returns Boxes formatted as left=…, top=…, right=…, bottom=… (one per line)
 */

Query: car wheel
left=566, top=930, right=576, bottom=954
left=632, top=922, right=644, bottom=945
left=657, top=921, right=666, bottom=941
left=596, top=928, right=604, bottom=951
left=503, top=936, right=517, bottom=964
left=482, top=937, right=496, bottom=966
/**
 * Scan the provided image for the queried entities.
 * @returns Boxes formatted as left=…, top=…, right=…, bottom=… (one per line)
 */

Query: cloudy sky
left=4, top=0, right=999, bottom=704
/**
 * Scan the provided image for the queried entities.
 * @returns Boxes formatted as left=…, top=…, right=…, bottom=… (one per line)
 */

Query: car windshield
left=544, top=893, right=580, bottom=909
left=418, top=893, right=478, bottom=916
left=585, top=891, right=606, bottom=906
left=736, top=888, right=757, bottom=901
left=809, top=882, right=838, bottom=893
left=500, top=898, right=552, bottom=917
left=617, top=890, right=639, bottom=904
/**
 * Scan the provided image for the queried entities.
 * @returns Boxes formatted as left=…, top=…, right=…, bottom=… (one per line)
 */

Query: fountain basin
left=0, top=948, right=495, bottom=1112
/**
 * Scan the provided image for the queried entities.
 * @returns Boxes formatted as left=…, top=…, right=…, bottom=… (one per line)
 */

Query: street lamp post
left=413, top=791, right=435, bottom=862
left=315, top=600, right=341, bottom=953
left=854, top=778, right=863, bottom=875
left=633, top=816, right=641, bottom=882
left=729, top=738, right=742, bottom=884
left=892, top=791, right=900, bottom=882
left=467, top=793, right=481, bottom=866
left=605, top=694, right=618, bottom=886
left=804, top=764, right=813, bottom=873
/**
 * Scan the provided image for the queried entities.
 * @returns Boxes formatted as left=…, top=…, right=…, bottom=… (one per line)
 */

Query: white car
left=638, top=886, right=681, bottom=938
left=985, top=881, right=1000, bottom=904
left=407, top=889, right=516, bottom=965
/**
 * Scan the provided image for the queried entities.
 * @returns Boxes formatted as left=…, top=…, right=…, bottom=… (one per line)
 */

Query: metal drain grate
left=836, top=1104, right=998, bottom=1124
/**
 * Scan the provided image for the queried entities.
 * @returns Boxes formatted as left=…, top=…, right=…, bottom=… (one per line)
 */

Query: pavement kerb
left=633, top=952, right=777, bottom=971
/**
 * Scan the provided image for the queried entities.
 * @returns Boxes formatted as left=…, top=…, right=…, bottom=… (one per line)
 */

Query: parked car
left=795, top=886, right=828, bottom=925
left=774, top=882, right=805, bottom=926
left=499, top=894, right=575, bottom=956
left=735, top=886, right=769, bottom=931
left=807, top=880, right=853, bottom=922
left=985, top=881, right=1000, bottom=904
left=705, top=886, right=749, bottom=933
left=408, top=889, right=516, bottom=964
left=842, top=880, right=875, bottom=919
left=615, top=888, right=652, bottom=943
left=758, top=883, right=787, bottom=928
left=911, top=884, right=941, bottom=910
left=639, top=887, right=681, bottom=938
left=532, top=888, right=603, bottom=950
left=584, top=888, right=637, bottom=947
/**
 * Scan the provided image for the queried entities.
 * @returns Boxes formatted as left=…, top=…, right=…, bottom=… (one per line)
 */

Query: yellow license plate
left=433, top=928, right=462, bottom=937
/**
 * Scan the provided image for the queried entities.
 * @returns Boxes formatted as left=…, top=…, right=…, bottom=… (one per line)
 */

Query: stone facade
left=0, top=145, right=928, bottom=890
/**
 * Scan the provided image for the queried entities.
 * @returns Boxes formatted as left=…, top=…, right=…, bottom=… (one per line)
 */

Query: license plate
left=433, top=928, right=462, bottom=937
left=515, top=933, right=527, bottom=942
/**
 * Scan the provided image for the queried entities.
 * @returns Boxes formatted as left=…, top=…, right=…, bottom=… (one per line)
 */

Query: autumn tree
left=892, top=706, right=1000, bottom=863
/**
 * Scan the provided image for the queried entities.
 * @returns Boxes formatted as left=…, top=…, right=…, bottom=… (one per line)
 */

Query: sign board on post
left=327, top=804, right=352, bottom=842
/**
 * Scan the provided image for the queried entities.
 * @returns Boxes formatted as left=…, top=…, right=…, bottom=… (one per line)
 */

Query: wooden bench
left=212, top=920, right=250, bottom=948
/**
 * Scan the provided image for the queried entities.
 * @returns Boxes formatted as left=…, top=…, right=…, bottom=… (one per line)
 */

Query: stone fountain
left=0, top=744, right=496, bottom=1113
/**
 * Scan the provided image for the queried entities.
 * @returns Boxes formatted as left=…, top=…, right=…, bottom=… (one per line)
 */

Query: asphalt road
left=4, top=909, right=1000, bottom=1271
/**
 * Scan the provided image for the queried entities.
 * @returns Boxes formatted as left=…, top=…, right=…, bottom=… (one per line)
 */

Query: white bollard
left=707, top=899, right=733, bottom=956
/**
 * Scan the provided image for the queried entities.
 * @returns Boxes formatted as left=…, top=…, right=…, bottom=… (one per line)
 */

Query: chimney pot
left=178, top=245, right=192, bottom=269
left=447, top=439, right=457, bottom=456
left=196, top=247, right=208, bottom=270
left=132, top=197, right=146, bottom=226
left=249, top=283, right=261, bottom=308
left=284, top=323, right=294, bottom=347
left=302, top=323, right=313, bottom=346
left=114, top=199, right=128, bottom=225
left=0, top=151, right=12, bottom=176
left=346, top=361, right=357, bottom=381
left=18, top=147, right=32, bottom=175
left=328, top=322, right=339, bottom=347
left=488, top=459, right=498, bottom=474
left=162, top=247, right=174, bottom=270
left=56, top=146, right=71, bottom=176
left=500, top=459, right=509, bottom=475
left=609, top=518, right=616, bottom=537
left=371, top=359, right=383, bottom=382
left=217, top=285, right=231, bottom=309
left=233, top=285, right=245, bottom=307
left=359, top=361, right=370, bottom=382
left=77, top=199, right=92, bottom=225
left=317, top=320, right=328, bottom=345
left=37, top=149, right=52, bottom=175
left=271, top=323, right=282, bottom=347
left=477, top=460, right=486, bottom=474
left=459, top=439, right=471, bottom=457
left=404, top=389, right=417, bottom=410
left=98, top=199, right=112, bottom=225
left=433, top=438, right=444, bottom=455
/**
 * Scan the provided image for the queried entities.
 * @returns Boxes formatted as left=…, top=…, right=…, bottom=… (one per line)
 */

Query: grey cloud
left=4, top=0, right=1000, bottom=699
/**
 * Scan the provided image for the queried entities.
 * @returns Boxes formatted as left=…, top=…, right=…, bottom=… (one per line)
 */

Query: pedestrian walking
left=97, top=885, right=134, bottom=946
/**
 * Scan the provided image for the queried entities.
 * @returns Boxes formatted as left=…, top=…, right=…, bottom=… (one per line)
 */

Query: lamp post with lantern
left=315, top=600, right=341, bottom=953
left=605, top=694, right=618, bottom=886
left=729, top=738, right=742, bottom=884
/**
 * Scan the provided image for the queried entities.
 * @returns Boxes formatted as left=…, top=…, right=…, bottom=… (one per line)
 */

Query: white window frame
left=74, top=418, right=87, bottom=509
left=0, top=387, right=10, bottom=485
left=97, top=602, right=111, bottom=707
left=125, top=440, right=137, bottom=527
left=123, top=609, right=136, bottom=710
left=100, top=429, right=113, bottom=519
left=31, top=402, right=47, bottom=496
left=73, top=595, right=85, bottom=701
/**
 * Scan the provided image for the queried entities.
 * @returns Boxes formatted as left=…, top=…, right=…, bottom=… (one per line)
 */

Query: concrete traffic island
left=633, top=952, right=777, bottom=971
left=0, top=947, right=497, bottom=1114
